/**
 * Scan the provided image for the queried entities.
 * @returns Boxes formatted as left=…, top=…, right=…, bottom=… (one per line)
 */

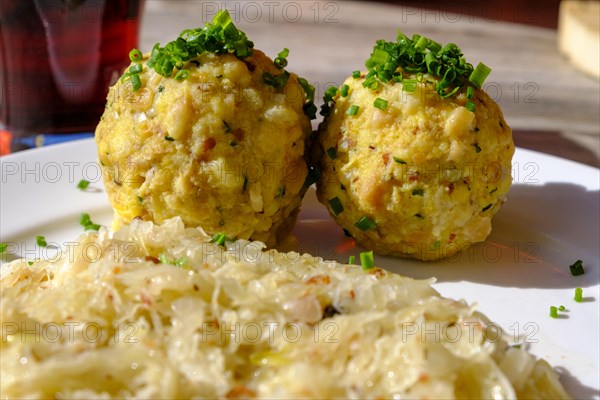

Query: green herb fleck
left=320, top=85, right=339, bottom=117
left=412, top=188, right=424, bottom=196
left=297, top=77, right=317, bottom=120
left=80, top=213, right=101, bottom=231
left=328, top=197, right=344, bottom=216
left=77, top=179, right=90, bottom=190
left=393, top=157, right=407, bottom=165
left=346, top=105, right=360, bottom=116
left=262, top=70, right=290, bottom=89
left=165, top=136, right=175, bottom=141
left=374, top=97, right=388, bottom=111
left=174, top=69, right=189, bottom=81
left=549, top=306, right=558, bottom=318
left=340, top=84, right=350, bottom=97
left=274, top=48, right=289, bottom=69
left=569, top=259, right=585, bottom=276
left=482, top=203, right=493, bottom=212
left=574, top=287, right=583, bottom=302
left=0, top=243, right=7, bottom=254
left=211, top=232, right=228, bottom=247
left=348, top=255, right=356, bottom=264
left=326, top=147, right=337, bottom=160
left=402, top=79, right=417, bottom=92
left=360, top=250, right=375, bottom=270
left=355, top=216, right=377, bottom=231
left=473, top=143, right=482, bottom=153
left=558, top=305, right=566, bottom=311
left=129, top=49, right=143, bottom=62
left=36, top=235, right=47, bottom=247
left=275, top=186, right=286, bottom=199
left=352, top=70, right=361, bottom=79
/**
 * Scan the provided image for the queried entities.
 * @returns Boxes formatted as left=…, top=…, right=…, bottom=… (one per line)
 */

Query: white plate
left=1, top=139, right=599, bottom=398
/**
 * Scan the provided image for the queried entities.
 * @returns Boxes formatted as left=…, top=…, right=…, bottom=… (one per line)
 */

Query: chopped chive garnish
left=348, top=255, right=356, bottom=264
left=143, top=10, right=253, bottom=92
left=393, top=157, right=407, bottom=164
left=80, top=213, right=100, bottom=231
left=129, top=49, right=143, bottom=62
left=465, top=101, right=476, bottom=112
left=412, top=189, right=424, bottom=196
left=473, top=143, right=482, bottom=153
left=549, top=306, right=558, bottom=318
left=360, top=32, right=491, bottom=109
left=165, top=136, right=175, bottom=141
left=262, top=70, right=290, bottom=89
left=466, top=86, right=475, bottom=99
left=355, top=216, right=377, bottom=231
left=275, top=186, right=286, bottom=199
left=28, top=261, right=34, bottom=266
left=374, top=98, right=389, bottom=111
left=274, top=48, right=289, bottom=69
left=36, top=235, right=47, bottom=247
left=482, top=203, right=493, bottom=212
left=129, top=64, right=143, bottom=74
left=326, top=147, right=338, bottom=160
left=402, top=79, right=417, bottom=92
left=298, top=77, right=317, bottom=120
left=569, top=259, right=585, bottom=276
left=77, top=179, right=90, bottom=190
left=574, top=288, right=583, bottom=302
left=175, top=257, right=188, bottom=267
left=346, top=105, right=360, bottom=116
left=324, top=85, right=338, bottom=102
left=352, top=70, right=361, bottom=79
left=137, top=196, right=143, bottom=204
left=211, top=233, right=227, bottom=247
left=130, top=74, right=142, bottom=91
left=558, top=305, right=566, bottom=311
left=174, top=69, right=189, bottom=81
left=158, top=253, right=170, bottom=264
left=360, top=250, right=375, bottom=270
left=0, top=243, right=7, bottom=254
left=469, top=62, right=492, bottom=88
left=158, top=85, right=165, bottom=93
left=414, top=213, right=425, bottom=220
left=328, top=197, right=344, bottom=216
left=340, top=84, right=350, bottom=97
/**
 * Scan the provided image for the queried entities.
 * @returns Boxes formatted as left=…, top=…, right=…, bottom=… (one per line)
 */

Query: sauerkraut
left=0, top=218, right=569, bottom=399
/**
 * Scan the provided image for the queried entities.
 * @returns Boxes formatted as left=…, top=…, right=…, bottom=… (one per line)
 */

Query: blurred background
left=1, top=0, right=598, bottom=166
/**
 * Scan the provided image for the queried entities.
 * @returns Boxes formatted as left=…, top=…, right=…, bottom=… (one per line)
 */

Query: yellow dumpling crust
left=96, top=49, right=312, bottom=246
left=316, top=72, right=514, bottom=261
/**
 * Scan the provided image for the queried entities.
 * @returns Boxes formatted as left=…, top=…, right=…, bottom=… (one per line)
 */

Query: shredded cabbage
left=0, top=218, right=570, bottom=399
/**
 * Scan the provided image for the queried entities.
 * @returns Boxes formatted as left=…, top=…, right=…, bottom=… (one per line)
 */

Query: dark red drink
left=0, top=0, right=143, bottom=151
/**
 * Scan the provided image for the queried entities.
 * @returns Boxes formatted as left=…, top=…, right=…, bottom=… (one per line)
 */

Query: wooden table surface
left=140, top=0, right=600, bottom=167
